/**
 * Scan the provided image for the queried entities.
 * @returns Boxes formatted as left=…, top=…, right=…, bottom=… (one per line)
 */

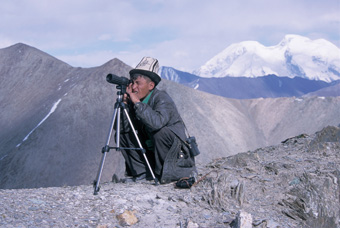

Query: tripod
left=93, top=85, right=158, bottom=195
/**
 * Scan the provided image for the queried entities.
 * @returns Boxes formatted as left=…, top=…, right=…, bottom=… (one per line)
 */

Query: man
left=118, top=57, right=196, bottom=183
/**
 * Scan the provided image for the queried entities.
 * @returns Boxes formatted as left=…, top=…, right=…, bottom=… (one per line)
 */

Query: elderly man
left=118, top=57, right=196, bottom=183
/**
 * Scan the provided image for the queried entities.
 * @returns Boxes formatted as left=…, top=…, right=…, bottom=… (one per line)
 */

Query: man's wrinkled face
left=131, top=75, right=155, bottom=100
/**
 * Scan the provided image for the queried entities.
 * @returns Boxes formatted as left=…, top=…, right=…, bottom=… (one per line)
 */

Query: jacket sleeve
left=133, top=91, right=176, bottom=132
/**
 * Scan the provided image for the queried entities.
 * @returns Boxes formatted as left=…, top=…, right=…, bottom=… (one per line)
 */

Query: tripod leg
left=123, top=109, right=159, bottom=185
left=93, top=149, right=107, bottom=195
left=93, top=107, right=120, bottom=195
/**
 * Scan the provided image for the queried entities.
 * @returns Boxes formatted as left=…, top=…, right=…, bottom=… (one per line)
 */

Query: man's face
left=131, top=75, right=155, bottom=100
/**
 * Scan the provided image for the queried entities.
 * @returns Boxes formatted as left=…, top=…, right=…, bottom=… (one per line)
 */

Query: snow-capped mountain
left=194, top=35, right=340, bottom=82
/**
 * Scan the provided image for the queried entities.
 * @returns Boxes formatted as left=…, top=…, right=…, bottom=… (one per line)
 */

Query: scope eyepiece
left=106, top=74, right=131, bottom=86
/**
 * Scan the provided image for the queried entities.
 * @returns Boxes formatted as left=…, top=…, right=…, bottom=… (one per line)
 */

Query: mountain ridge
left=160, top=66, right=338, bottom=99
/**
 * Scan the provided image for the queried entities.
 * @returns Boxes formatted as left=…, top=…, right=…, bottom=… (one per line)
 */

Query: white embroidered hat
left=129, top=57, right=161, bottom=85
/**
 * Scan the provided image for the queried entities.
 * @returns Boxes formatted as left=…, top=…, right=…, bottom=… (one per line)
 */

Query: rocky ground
left=0, top=125, right=339, bottom=228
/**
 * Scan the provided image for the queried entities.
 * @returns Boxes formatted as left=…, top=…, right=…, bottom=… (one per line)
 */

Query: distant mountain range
left=160, top=67, right=340, bottom=99
left=194, top=34, right=340, bottom=82
left=160, top=35, right=340, bottom=99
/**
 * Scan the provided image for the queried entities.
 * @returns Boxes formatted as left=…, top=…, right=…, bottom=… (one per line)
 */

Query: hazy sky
left=1, top=0, right=339, bottom=72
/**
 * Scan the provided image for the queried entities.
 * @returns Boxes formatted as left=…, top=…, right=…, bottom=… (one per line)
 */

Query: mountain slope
left=194, top=34, right=340, bottom=82
left=303, top=81, right=340, bottom=97
left=0, top=43, right=131, bottom=188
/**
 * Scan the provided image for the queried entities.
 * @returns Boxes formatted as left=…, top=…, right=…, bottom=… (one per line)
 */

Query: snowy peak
left=194, top=35, right=340, bottom=82
left=159, top=66, right=181, bottom=83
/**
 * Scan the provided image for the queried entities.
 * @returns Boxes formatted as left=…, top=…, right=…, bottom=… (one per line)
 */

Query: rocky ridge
left=1, top=125, right=339, bottom=228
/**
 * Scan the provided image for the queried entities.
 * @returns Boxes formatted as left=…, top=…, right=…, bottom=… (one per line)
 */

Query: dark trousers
left=120, top=127, right=176, bottom=177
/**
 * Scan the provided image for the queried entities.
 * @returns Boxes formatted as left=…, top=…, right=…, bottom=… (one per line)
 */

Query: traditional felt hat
left=129, top=57, right=161, bottom=85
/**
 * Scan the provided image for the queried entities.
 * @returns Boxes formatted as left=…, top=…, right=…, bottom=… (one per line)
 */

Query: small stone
left=266, top=219, right=281, bottom=228
left=187, top=220, right=199, bottom=228
left=96, top=225, right=108, bottom=228
left=234, top=210, right=252, bottom=228
left=116, top=210, right=138, bottom=226
left=166, top=205, right=177, bottom=212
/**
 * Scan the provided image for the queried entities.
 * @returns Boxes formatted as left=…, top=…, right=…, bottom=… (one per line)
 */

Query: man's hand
left=123, top=93, right=130, bottom=104
left=126, top=83, right=141, bottom=104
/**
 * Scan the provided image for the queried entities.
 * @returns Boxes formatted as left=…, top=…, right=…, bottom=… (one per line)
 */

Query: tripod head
left=106, top=73, right=132, bottom=96
left=115, top=84, right=127, bottom=95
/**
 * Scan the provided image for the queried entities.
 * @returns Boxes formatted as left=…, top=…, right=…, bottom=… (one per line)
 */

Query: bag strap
left=179, top=117, right=191, bottom=138
left=183, top=122, right=191, bottom=138
left=168, top=126, right=191, bottom=151
left=170, top=128, right=188, bottom=144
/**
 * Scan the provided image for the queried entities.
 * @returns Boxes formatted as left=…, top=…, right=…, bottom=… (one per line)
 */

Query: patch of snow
left=0, top=154, right=8, bottom=161
left=16, top=99, right=62, bottom=148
